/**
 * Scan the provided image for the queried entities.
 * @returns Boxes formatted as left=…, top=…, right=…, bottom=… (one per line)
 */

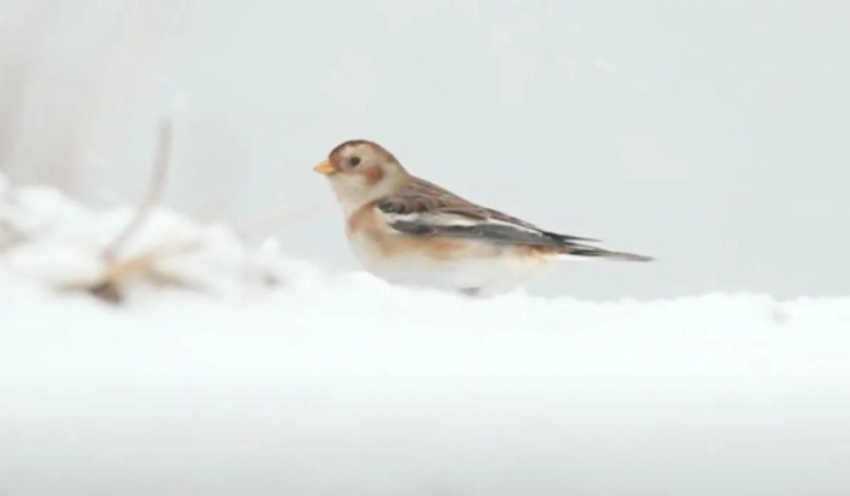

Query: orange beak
left=313, top=159, right=338, bottom=175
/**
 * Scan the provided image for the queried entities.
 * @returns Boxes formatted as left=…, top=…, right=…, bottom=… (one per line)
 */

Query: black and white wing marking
left=376, top=178, right=599, bottom=248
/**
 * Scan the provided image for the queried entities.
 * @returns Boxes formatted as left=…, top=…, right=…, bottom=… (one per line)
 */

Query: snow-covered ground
left=2, top=175, right=849, bottom=495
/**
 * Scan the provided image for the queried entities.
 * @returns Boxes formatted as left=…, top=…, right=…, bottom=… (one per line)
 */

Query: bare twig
left=85, top=236, right=203, bottom=305
left=85, top=117, right=176, bottom=304
left=102, top=117, right=173, bottom=262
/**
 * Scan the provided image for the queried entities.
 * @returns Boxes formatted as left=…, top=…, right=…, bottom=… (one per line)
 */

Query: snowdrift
left=2, top=175, right=849, bottom=495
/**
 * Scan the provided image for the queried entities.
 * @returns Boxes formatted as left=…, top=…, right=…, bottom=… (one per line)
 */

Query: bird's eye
left=348, top=156, right=361, bottom=167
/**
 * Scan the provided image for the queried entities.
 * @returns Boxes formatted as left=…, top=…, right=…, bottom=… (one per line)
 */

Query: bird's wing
left=376, top=177, right=600, bottom=247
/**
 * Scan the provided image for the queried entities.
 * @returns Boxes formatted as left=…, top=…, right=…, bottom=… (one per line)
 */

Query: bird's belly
left=347, top=233, right=548, bottom=296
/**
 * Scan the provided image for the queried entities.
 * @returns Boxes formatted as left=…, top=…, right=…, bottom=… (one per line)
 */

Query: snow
left=2, top=174, right=850, bottom=495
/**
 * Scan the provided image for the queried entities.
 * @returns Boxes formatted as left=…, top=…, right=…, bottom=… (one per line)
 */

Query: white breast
left=346, top=228, right=550, bottom=298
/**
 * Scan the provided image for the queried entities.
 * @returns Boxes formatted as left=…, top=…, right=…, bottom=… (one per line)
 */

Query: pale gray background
left=1, top=0, right=848, bottom=300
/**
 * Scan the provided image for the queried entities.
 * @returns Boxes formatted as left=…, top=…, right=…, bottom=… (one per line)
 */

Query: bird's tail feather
left=556, top=245, right=655, bottom=262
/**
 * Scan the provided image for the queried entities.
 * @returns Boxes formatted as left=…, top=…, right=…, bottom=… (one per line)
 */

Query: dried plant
left=84, top=117, right=202, bottom=304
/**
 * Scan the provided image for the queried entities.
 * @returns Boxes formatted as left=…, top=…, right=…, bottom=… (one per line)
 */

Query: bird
left=313, top=139, right=653, bottom=298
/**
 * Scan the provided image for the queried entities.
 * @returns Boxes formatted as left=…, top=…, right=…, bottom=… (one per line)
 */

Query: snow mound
left=2, top=174, right=850, bottom=495
left=0, top=173, right=317, bottom=302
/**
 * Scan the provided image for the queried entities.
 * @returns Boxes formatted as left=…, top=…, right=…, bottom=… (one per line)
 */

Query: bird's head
left=314, top=139, right=410, bottom=213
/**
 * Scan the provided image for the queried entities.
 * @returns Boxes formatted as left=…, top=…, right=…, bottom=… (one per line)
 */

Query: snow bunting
left=314, top=139, right=653, bottom=297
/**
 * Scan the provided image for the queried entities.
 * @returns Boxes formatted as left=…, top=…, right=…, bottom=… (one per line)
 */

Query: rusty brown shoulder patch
left=347, top=203, right=379, bottom=236
left=349, top=201, right=475, bottom=260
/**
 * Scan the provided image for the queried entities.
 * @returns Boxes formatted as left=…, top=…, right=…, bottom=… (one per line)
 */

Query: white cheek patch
left=331, top=173, right=403, bottom=216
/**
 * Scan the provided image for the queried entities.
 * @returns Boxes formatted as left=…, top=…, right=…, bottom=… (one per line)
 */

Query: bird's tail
left=554, top=244, right=655, bottom=262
